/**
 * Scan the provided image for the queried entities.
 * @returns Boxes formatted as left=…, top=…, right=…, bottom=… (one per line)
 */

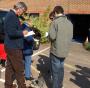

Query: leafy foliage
left=22, top=6, right=51, bottom=43
left=30, top=6, right=51, bottom=43
left=84, top=42, right=90, bottom=51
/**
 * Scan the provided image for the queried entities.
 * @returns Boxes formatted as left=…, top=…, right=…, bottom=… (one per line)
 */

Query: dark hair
left=53, top=6, right=64, bottom=14
left=49, top=11, right=55, bottom=20
left=14, top=2, right=27, bottom=11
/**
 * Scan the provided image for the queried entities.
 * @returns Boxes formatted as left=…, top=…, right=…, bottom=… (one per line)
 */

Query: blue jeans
left=24, top=55, right=32, bottom=78
left=50, top=53, right=64, bottom=88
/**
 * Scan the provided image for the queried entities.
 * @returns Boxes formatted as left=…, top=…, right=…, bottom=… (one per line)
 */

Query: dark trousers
left=4, top=46, right=26, bottom=88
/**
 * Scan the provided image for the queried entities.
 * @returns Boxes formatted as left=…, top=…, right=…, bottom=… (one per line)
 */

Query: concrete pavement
left=0, top=41, right=90, bottom=88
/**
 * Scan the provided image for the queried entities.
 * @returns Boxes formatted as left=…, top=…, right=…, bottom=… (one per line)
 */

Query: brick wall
left=0, top=0, right=90, bottom=14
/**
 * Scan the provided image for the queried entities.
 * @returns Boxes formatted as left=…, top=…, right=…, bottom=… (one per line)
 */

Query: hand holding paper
left=24, top=31, right=35, bottom=37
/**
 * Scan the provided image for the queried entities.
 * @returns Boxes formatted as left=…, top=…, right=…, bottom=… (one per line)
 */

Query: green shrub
left=84, top=42, right=90, bottom=51
left=30, top=16, right=49, bottom=43
left=22, top=6, right=51, bottom=43
left=30, top=6, right=51, bottom=43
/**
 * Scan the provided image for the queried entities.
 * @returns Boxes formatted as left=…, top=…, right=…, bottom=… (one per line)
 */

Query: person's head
left=49, top=11, right=55, bottom=21
left=53, top=6, right=64, bottom=17
left=14, top=2, right=27, bottom=16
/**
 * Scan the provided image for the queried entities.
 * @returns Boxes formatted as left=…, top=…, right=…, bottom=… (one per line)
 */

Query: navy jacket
left=4, top=10, right=24, bottom=49
left=22, top=23, right=34, bottom=55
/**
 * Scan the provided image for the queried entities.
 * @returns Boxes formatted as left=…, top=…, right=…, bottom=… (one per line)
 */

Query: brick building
left=0, top=0, right=90, bottom=14
left=0, top=0, right=90, bottom=42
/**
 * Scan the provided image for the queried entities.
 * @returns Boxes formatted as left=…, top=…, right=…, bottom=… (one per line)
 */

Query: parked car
left=0, top=10, right=8, bottom=42
left=0, top=10, right=8, bottom=66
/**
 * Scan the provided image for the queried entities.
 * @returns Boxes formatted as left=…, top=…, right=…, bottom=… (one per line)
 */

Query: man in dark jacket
left=4, top=2, right=28, bottom=88
left=49, top=6, right=73, bottom=88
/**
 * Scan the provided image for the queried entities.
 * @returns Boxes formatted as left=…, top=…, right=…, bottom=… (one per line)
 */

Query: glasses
left=19, top=7, right=27, bottom=14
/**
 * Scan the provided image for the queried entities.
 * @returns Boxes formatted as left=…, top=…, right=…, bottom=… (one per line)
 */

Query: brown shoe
left=11, top=84, right=17, bottom=88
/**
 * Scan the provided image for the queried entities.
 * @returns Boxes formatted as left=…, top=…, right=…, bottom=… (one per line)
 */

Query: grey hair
left=14, top=2, right=27, bottom=11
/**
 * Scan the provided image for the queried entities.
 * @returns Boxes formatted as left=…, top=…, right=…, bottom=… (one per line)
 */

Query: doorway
left=68, top=14, right=90, bottom=43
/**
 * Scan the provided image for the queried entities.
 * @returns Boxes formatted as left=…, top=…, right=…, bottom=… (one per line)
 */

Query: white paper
left=24, top=31, right=35, bottom=37
left=45, top=32, right=48, bottom=37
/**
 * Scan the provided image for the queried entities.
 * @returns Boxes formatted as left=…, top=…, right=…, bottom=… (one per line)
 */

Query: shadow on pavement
left=70, top=65, right=90, bottom=88
left=36, top=54, right=52, bottom=88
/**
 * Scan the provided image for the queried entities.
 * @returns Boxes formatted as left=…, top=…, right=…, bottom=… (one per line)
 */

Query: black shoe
left=25, top=77, right=30, bottom=80
left=30, top=77, right=34, bottom=80
left=31, top=60, right=33, bottom=63
left=25, top=77, right=34, bottom=81
left=1, top=60, right=6, bottom=67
